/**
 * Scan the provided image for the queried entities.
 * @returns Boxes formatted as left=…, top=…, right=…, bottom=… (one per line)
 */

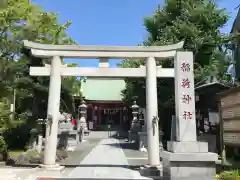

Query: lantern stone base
left=139, top=164, right=162, bottom=178
left=162, top=141, right=218, bottom=180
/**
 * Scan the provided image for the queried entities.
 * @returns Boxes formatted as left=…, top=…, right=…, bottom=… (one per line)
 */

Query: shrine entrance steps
left=85, top=130, right=118, bottom=139
left=86, top=127, right=127, bottom=140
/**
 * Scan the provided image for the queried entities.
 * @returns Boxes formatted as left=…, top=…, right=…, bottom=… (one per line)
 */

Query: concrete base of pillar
left=162, top=141, right=218, bottom=180
left=140, top=164, right=162, bottom=178
left=39, top=164, right=65, bottom=171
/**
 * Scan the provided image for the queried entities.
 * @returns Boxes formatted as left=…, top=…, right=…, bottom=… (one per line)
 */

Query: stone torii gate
left=23, top=40, right=217, bottom=179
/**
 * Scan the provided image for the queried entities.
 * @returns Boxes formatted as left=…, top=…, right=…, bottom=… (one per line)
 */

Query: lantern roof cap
left=79, top=101, right=87, bottom=108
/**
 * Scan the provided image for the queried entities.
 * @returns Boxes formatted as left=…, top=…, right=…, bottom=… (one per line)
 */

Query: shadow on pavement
left=109, top=131, right=133, bottom=142
left=5, top=163, right=140, bottom=171
left=5, top=164, right=39, bottom=168
left=45, top=179, right=150, bottom=180
left=41, top=178, right=149, bottom=180
left=63, top=163, right=141, bottom=170
left=105, top=142, right=138, bottom=150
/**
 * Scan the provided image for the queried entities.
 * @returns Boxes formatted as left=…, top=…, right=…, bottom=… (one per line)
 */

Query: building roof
left=82, top=78, right=126, bottom=101
left=195, top=82, right=230, bottom=95
left=231, top=7, right=240, bottom=33
left=217, top=86, right=240, bottom=99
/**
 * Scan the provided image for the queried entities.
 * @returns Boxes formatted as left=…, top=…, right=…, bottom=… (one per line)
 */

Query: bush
left=0, top=136, right=8, bottom=161
left=4, top=125, right=30, bottom=150
left=5, top=157, right=16, bottom=165
left=217, top=170, right=240, bottom=180
left=6, top=149, right=68, bottom=165
left=6, top=150, right=41, bottom=165
left=24, top=150, right=41, bottom=164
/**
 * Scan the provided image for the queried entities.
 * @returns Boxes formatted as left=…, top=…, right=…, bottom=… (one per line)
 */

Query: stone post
left=37, top=135, right=43, bottom=153
left=29, top=128, right=37, bottom=150
left=138, top=108, right=148, bottom=152
left=145, top=56, right=160, bottom=166
left=42, top=56, right=63, bottom=170
left=174, top=52, right=197, bottom=141
left=162, top=52, right=217, bottom=180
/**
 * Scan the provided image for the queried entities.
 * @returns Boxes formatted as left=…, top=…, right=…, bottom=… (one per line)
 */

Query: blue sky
left=33, top=0, right=240, bottom=67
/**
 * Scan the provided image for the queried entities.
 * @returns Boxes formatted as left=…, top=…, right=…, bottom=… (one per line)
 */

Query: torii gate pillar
left=146, top=57, right=160, bottom=166
left=41, top=56, right=62, bottom=169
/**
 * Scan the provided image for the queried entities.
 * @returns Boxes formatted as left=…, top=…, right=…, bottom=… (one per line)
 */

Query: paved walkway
left=0, top=168, right=29, bottom=180
left=68, top=138, right=150, bottom=179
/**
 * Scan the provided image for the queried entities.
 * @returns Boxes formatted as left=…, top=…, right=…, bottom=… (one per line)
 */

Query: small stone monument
left=57, top=113, right=77, bottom=151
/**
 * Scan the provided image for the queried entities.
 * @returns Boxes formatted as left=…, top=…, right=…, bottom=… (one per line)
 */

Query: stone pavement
left=67, top=138, right=151, bottom=179
left=119, top=139, right=149, bottom=167
left=0, top=139, right=100, bottom=180
left=60, top=138, right=100, bottom=166
left=0, top=168, right=32, bottom=180
left=0, top=131, right=152, bottom=180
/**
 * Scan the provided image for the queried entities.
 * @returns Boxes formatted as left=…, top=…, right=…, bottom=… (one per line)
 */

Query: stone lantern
left=79, top=101, right=87, bottom=119
left=131, top=101, right=139, bottom=124
left=77, top=100, right=88, bottom=142
left=128, top=101, right=141, bottom=142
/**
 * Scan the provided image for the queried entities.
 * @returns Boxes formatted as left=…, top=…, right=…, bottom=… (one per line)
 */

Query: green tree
left=0, top=0, right=77, bottom=148
left=61, top=63, right=82, bottom=116
left=119, top=0, right=231, bottom=108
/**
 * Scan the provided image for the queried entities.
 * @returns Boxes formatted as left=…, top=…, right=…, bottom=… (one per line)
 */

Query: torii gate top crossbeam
left=23, top=40, right=184, bottom=59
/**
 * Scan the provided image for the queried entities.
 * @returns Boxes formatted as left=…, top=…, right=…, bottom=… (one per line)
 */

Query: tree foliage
left=119, top=0, right=233, bottom=108
left=0, top=0, right=80, bottom=148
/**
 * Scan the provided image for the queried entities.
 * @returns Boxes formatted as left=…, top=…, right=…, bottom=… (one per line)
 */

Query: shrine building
left=75, top=60, right=129, bottom=130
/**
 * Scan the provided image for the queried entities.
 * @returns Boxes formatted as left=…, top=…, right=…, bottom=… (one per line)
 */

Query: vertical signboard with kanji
left=174, top=52, right=197, bottom=142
